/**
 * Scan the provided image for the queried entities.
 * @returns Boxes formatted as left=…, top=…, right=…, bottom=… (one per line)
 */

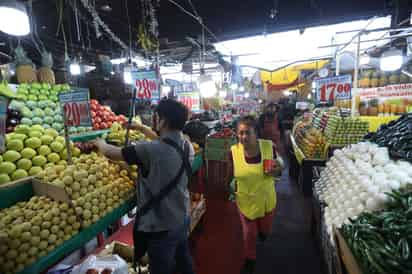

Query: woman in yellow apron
left=228, top=115, right=283, bottom=274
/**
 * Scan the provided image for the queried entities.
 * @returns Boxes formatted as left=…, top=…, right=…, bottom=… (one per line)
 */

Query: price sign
left=131, top=70, right=160, bottom=102
left=59, top=89, right=92, bottom=127
left=177, top=92, right=200, bottom=112
left=315, top=75, right=352, bottom=103
left=0, top=96, right=8, bottom=153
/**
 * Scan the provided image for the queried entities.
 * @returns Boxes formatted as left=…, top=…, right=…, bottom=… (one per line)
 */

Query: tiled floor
left=193, top=161, right=323, bottom=274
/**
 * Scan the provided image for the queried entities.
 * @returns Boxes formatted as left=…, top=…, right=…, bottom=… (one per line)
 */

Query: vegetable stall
left=310, top=113, right=412, bottom=274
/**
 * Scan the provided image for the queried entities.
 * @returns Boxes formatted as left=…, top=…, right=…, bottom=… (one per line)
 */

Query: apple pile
left=90, top=99, right=127, bottom=130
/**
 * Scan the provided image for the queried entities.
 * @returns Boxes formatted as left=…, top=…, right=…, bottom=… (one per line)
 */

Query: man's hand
left=93, top=138, right=107, bottom=152
left=125, top=121, right=144, bottom=131
left=92, top=138, right=125, bottom=162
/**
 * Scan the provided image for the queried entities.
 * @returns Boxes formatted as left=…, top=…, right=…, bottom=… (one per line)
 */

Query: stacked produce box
left=323, top=115, right=369, bottom=145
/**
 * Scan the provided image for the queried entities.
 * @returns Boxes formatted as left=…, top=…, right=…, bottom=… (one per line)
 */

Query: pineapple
left=389, top=72, right=400, bottom=85
left=37, top=51, right=55, bottom=84
left=379, top=72, right=388, bottom=87
left=368, top=99, right=379, bottom=116
left=359, top=101, right=368, bottom=116
left=14, top=45, right=37, bottom=83
left=370, top=71, right=380, bottom=87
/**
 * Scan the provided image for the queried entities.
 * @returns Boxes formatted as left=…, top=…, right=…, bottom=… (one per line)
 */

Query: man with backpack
left=94, top=99, right=196, bottom=274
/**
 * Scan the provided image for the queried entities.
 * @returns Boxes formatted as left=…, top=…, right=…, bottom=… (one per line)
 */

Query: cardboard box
left=334, top=228, right=363, bottom=274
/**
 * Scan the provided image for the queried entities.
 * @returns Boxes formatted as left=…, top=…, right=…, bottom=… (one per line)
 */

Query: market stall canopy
left=261, top=59, right=330, bottom=92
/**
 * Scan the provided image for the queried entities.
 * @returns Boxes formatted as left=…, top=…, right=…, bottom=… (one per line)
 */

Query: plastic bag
left=71, top=255, right=129, bottom=274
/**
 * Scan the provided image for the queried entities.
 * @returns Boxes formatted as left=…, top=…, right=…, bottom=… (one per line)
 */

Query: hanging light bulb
left=219, top=90, right=227, bottom=98
left=239, top=86, right=245, bottom=92
left=380, top=48, right=403, bottom=71
left=198, top=74, right=217, bottom=98
left=123, top=61, right=133, bottom=84
left=244, top=92, right=250, bottom=98
left=70, top=61, right=81, bottom=76
left=0, top=1, right=30, bottom=36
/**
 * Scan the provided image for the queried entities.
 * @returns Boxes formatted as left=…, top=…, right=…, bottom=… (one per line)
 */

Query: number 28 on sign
left=136, top=79, right=157, bottom=99
left=63, top=102, right=89, bottom=127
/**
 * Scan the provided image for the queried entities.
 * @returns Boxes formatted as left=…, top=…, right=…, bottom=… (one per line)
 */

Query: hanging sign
left=131, top=70, right=160, bottom=102
left=315, top=75, right=352, bottom=103
left=59, top=89, right=92, bottom=127
left=177, top=92, right=200, bottom=112
left=0, top=96, right=8, bottom=153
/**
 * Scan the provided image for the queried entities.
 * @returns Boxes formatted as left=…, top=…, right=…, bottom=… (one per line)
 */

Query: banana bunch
left=0, top=81, right=19, bottom=99
left=137, top=24, right=159, bottom=53
left=107, top=122, right=147, bottom=146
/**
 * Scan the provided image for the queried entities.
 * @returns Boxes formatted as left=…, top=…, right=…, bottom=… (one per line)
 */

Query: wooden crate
left=335, top=228, right=363, bottom=274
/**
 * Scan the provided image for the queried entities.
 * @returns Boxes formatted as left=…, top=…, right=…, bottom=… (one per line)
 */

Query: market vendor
left=94, top=99, right=196, bottom=274
left=258, top=103, right=282, bottom=155
left=228, top=115, right=284, bottom=274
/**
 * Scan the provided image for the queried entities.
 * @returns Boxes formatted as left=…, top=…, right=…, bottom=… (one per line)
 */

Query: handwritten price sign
left=315, top=75, right=352, bottom=103
left=59, top=90, right=92, bottom=127
left=177, top=92, right=200, bottom=112
left=132, top=70, right=160, bottom=102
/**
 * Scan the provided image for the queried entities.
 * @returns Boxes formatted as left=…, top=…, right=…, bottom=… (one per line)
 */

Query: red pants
left=238, top=208, right=275, bottom=260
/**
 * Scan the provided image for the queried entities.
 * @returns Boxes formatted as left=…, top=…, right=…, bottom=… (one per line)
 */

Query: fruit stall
left=310, top=114, right=412, bottom=274
left=0, top=82, right=206, bottom=274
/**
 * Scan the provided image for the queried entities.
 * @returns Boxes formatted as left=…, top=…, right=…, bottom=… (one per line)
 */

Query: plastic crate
left=206, top=137, right=236, bottom=150
left=205, top=148, right=230, bottom=161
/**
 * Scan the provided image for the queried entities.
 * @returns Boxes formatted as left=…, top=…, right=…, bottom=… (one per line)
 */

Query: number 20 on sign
left=63, top=102, right=89, bottom=127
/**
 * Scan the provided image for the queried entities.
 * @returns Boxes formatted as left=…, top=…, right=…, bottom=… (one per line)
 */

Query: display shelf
left=69, top=129, right=110, bottom=142
left=18, top=198, right=136, bottom=274
left=0, top=178, right=34, bottom=209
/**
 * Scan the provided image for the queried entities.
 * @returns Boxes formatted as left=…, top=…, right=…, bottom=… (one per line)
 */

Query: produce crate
left=205, top=148, right=230, bottom=161
left=69, top=129, right=110, bottom=142
left=334, top=228, right=363, bottom=274
left=205, top=136, right=236, bottom=150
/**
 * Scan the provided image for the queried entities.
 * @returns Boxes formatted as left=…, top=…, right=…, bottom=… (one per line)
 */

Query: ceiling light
left=219, top=90, right=227, bottom=98
left=198, top=74, right=217, bottom=98
left=380, top=48, right=403, bottom=71
left=239, top=86, right=245, bottom=92
left=283, top=90, right=292, bottom=96
left=70, top=63, right=81, bottom=76
left=244, top=92, right=250, bottom=98
left=101, top=5, right=112, bottom=12
left=230, top=83, right=238, bottom=90
left=360, top=55, right=370, bottom=66
left=0, top=1, right=30, bottom=36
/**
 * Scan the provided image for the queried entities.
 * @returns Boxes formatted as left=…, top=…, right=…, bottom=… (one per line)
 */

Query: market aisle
left=193, top=161, right=323, bottom=274
left=255, top=165, right=323, bottom=274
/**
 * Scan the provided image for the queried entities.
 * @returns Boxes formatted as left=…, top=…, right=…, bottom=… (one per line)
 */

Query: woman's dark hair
left=237, top=115, right=260, bottom=137
left=155, top=99, right=189, bottom=130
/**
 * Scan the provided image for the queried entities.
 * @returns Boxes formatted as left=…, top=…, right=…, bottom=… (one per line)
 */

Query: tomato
left=100, top=122, right=108, bottom=129
left=90, top=99, right=98, bottom=105
left=95, top=117, right=102, bottom=123
left=107, top=121, right=113, bottom=127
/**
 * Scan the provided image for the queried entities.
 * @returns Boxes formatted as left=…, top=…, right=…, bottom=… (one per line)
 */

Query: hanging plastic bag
left=71, top=255, right=129, bottom=274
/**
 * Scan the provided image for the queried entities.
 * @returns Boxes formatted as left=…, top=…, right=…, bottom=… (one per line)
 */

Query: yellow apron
left=232, top=140, right=277, bottom=220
